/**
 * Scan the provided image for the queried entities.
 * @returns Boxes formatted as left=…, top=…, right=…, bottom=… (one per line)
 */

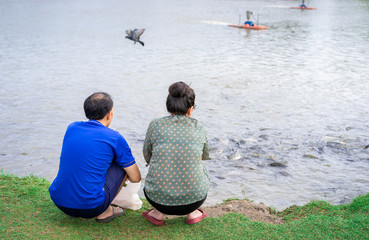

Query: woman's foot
left=148, top=208, right=164, bottom=221
left=142, top=208, right=164, bottom=225
left=186, top=209, right=207, bottom=224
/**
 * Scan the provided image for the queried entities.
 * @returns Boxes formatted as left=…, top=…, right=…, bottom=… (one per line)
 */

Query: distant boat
left=290, top=6, right=316, bottom=10
left=291, top=0, right=317, bottom=10
left=228, top=11, right=268, bottom=30
left=228, top=24, right=268, bottom=30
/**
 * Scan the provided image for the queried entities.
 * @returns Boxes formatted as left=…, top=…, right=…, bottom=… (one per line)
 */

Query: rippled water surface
left=1, top=0, right=369, bottom=210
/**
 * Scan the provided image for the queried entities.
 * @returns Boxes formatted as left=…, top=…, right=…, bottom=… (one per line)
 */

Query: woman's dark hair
left=84, top=92, right=113, bottom=120
left=166, top=82, right=195, bottom=115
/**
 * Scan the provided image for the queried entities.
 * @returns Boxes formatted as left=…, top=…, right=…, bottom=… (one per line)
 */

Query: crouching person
left=142, top=82, right=210, bottom=225
left=49, top=92, right=141, bottom=223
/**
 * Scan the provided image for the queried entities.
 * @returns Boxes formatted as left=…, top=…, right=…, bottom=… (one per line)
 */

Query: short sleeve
left=115, top=134, right=136, bottom=168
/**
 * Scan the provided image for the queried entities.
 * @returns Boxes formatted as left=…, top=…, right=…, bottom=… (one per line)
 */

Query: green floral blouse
left=143, top=115, right=210, bottom=206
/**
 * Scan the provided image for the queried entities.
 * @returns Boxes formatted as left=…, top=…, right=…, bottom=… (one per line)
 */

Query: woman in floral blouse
left=142, top=82, right=210, bottom=225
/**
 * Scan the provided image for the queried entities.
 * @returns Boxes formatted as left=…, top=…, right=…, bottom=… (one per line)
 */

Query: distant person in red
left=49, top=92, right=141, bottom=223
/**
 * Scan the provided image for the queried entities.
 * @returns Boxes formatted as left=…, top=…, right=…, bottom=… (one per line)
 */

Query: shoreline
left=1, top=171, right=365, bottom=225
left=1, top=173, right=368, bottom=239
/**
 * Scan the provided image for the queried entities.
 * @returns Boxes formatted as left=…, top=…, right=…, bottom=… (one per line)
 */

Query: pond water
left=1, top=0, right=369, bottom=210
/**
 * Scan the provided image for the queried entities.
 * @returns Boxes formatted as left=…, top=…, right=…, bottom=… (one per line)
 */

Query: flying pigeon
left=125, top=28, right=145, bottom=46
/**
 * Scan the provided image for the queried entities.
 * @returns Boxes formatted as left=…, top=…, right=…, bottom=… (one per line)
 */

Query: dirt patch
left=164, top=199, right=284, bottom=224
left=202, top=199, right=284, bottom=224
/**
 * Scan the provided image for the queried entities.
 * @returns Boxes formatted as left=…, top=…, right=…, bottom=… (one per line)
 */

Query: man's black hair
left=84, top=92, right=113, bottom=120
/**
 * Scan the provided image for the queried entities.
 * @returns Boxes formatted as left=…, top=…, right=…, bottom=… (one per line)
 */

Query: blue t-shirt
left=49, top=120, right=135, bottom=209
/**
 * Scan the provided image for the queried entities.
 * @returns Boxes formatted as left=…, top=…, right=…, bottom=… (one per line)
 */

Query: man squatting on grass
left=49, top=92, right=141, bottom=223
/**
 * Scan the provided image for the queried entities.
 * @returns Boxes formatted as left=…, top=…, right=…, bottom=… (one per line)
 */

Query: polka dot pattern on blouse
left=143, top=115, right=210, bottom=206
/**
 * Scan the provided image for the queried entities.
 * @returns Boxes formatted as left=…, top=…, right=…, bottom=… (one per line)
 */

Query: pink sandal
left=142, top=209, right=164, bottom=226
left=186, top=209, right=207, bottom=225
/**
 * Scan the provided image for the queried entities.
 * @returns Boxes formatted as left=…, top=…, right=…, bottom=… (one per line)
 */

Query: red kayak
left=228, top=24, right=268, bottom=30
left=290, top=6, right=317, bottom=10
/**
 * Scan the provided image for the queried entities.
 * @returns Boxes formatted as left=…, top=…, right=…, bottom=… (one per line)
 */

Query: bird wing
left=135, top=28, right=145, bottom=38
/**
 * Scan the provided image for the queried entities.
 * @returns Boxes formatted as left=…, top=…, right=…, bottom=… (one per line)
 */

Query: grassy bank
left=1, top=173, right=368, bottom=239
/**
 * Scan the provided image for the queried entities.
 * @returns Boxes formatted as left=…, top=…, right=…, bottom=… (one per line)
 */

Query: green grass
left=1, top=173, right=368, bottom=239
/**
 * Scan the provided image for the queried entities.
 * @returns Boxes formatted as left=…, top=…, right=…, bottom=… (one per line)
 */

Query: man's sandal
left=96, top=206, right=125, bottom=223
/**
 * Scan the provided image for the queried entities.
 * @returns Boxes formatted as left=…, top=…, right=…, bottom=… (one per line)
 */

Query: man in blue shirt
left=49, top=92, right=141, bottom=222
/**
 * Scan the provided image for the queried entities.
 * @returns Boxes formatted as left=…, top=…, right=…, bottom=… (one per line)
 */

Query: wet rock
left=269, top=162, right=287, bottom=168
left=303, top=154, right=318, bottom=159
left=215, top=176, right=226, bottom=180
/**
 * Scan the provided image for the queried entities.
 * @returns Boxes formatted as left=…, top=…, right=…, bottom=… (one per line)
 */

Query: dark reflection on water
left=0, top=0, right=369, bottom=210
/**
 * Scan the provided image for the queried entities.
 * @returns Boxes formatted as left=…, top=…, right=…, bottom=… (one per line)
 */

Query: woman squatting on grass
left=142, top=82, right=210, bottom=225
